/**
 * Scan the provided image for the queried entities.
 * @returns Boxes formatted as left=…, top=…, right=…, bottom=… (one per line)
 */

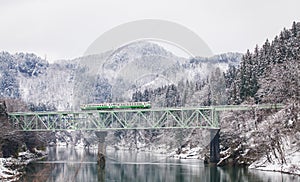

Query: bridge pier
left=0, top=100, right=7, bottom=117
left=95, top=131, right=107, bottom=169
left=209, top=129, right=220, bottom=164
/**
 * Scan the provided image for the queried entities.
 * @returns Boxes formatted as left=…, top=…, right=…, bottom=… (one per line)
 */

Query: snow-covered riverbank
left=249, top=149, right=300, bottom=175
left=0, top=149, right=47, bottom=181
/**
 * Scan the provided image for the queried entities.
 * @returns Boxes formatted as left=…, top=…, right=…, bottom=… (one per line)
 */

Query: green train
left=80, top=101, right=151, bottom=110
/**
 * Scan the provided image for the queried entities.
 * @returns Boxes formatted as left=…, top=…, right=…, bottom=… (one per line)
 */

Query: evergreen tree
left=0, top=71, right=20, bottom=98
left=291, top=21, right=297, bottom=37
left=226, top=21, right=300, bottom=104
left=165, top=84, right=180, bottom=107
left=224, top=65, right=237, bottom=89
left=132, top=90, right=143, bottom=102
left=210, top=67, right=227, bottom=105
left=142, top=89, right=150, bottom=101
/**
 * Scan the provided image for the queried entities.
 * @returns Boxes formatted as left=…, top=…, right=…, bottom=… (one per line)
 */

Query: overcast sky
left=0, top=0, right=299, bottom=61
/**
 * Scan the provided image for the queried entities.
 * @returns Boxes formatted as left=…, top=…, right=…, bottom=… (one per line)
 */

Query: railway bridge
left=8, top=104, right=283, bottom=164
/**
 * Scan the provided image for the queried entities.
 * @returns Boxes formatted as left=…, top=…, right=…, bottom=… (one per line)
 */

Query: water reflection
left=105, top=151, right=204, bottom=181
left=21, top=147, right=300, bottom=182
left=22, top=147, right=99, bottom=182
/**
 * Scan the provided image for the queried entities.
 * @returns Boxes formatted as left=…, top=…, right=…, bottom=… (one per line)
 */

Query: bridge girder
left=8, top=104, right=283, bottom=131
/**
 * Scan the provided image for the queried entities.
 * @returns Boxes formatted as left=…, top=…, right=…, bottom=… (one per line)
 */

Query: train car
left=80, top=101, right=151, bottom=110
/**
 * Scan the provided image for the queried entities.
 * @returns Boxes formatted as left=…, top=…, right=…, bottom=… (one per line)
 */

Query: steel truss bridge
left=8, top=104, right=284, bottom=131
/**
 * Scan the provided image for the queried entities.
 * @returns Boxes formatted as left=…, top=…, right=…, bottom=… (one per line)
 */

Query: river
left=21, top=147, right=299, bottom=182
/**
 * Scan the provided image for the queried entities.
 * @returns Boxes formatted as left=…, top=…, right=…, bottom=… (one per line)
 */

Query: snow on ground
left=172, top=147, right=202, bottom=159
left=0, top=149, right=47, bottom=181
left=249, top=150, right=300, bottom=175
left=249, top=134, right=300, bottom=175
left=0, top=158, right=21, bottom=181
left=246, top=104, right=300, bottom=176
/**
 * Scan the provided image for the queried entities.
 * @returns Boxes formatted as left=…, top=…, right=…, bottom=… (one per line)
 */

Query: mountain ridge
left=0, top=41, right=242, bottom=110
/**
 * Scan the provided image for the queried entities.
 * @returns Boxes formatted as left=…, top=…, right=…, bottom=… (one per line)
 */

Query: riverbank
left=249, top=150, right=300, bottom=175
left=171, top=144, right=300, bottom=176
left=213, top=102, right=300, bottom=176
left=0, top=149, right=47, bottom=181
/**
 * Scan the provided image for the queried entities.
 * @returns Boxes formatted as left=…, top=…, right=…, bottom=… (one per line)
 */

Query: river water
left=21, top=147, right=299, bottom=182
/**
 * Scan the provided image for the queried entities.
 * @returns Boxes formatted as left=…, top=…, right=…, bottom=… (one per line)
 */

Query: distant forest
left=132, top=22, right=300, bottom=107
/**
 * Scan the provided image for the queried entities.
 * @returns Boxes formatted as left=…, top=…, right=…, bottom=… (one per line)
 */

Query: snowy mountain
left=81, top=41, right=241, bottom=105
left=0, top=41, right=241, bottom=110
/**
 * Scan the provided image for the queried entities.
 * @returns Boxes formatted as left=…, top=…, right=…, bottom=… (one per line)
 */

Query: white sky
left=0, top=0, right=299, bottom=61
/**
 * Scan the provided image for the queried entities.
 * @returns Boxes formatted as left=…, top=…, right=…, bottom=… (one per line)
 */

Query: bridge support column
left=0, top=100, right=7, bottom=117
left=95, top=131, right=107, bottom=169
left=209, top=129, right=220, bottom=164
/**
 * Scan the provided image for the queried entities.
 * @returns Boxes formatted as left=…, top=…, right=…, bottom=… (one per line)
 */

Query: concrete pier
left=0, top=100, right=7, bottom=117
left=209, top=129, right=220, bottom=164
left=95, top=131, right=107, bottom=169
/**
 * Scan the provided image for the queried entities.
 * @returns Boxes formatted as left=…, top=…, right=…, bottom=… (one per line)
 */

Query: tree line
left=225, top=21, right=300, bottom=104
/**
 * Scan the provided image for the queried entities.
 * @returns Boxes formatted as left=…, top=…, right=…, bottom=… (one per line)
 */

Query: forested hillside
left=225, top=21, right=299, bottom=104
left=0, top=52, right=48, bottom=99
left=217, top=22, right=300, bottom=174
